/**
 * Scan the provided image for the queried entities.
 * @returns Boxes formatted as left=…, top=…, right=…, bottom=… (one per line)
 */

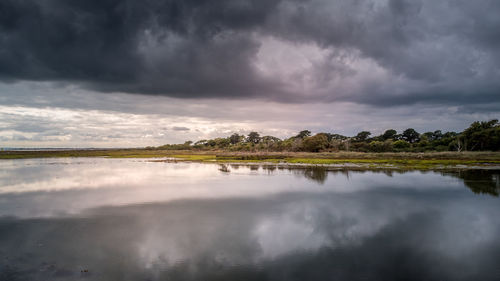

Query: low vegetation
left=151, top=119, right=500, bottom=153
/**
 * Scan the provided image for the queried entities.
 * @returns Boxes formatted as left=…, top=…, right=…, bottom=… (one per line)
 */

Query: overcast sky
left=1, top=0, right=499, bottom=147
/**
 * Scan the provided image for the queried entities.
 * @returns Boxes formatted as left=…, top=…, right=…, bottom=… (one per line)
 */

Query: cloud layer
left=1, top=0, right=499, bottom=147
left=1, top=0, right=499, bottom=106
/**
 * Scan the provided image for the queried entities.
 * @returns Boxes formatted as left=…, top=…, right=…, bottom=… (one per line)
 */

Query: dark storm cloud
left=266, top=0, right=500, bottom=104
left=0, top=0, right=285, bottom=99
left=0, top=0, right=499, bottom=106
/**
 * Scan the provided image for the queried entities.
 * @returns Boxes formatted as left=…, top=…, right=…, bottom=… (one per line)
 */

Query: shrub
left=302, top=134, right=329, bottom=152
left=393, top=140, right=410, bottom=150
left=368, top=140, right=394, bottom=152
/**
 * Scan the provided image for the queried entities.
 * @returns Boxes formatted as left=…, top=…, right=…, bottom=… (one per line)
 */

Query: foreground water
left=0, top=158, right=499, bottom=281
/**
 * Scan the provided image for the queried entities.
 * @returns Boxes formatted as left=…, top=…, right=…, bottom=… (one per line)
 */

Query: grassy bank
left=1, top=149, right=499, bottom=169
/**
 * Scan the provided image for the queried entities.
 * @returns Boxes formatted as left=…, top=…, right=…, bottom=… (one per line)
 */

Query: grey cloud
left=171, top=126, right=190, bottom=131
left=0, top=0, right=285, bottom=98
left=0, top=0, right=499, bottom=107
left=11, top=134, right=29, bottom=141
left=267, top=0, right=500, bottom=104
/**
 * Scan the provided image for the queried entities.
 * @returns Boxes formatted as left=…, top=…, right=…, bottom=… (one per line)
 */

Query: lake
left=1, top=158, right=499, bottom=280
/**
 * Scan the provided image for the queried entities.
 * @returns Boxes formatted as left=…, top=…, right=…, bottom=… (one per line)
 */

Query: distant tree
left=393, top=140, right=410, bottom=149
left=355, top=131, right=371, bottom=142
left=329, top=133, right=348, bottom=140
left=461, top=119, right=500, bottom=151
left=194, top=140, right=207, bottom=146
left=402, top=128, right=420, bottom=143
left=417, top=135, right=430, bottom=149
left=247, top=132, right=261, bottom=144
left=422, top=132, right=434, bottom=141
left=436, top=131, right=458, bottom=151
left=342, top=138, right=351, bottom=151
left=369, top=140, right=393, bottom=152
left=442, top=131, right=457, bottom=139
left=432, top=130, right=443, bottom=141
left=422, top=130, right=444, bottom=142
left=260, top=136, right=281, bottom=150
left=381, top=129, right=397, bottom=140
left=450, top=138, right=464, bottom=152
left=215, top=138, right=230, bottom=148
left=155, top=120, right=500, bottom=153
left=229, top=133, right=242, bottom=145
left=302, top=134, right=329, bottom=152
left=261, top=136, right=281, bottom=144
left=296, top=130, right=312, bottom=139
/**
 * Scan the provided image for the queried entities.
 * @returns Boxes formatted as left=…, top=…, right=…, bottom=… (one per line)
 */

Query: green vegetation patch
left=171, top=154, right=217, bottom=161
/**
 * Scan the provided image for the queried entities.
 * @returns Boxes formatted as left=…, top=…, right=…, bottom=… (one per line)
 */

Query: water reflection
left=450, top=170, right=500, bottom=196
left=0, top=158, right=499, bottom=280
left=303, top=167, right=327, bottom=184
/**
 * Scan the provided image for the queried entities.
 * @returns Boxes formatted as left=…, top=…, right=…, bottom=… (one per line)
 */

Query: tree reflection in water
left=444, top=170, right=500, bottom=197
left=259, top=164, right=500, bottom=196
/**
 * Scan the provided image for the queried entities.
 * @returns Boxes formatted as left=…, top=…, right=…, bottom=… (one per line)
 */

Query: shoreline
left=1, top=149, right=499, bottom=170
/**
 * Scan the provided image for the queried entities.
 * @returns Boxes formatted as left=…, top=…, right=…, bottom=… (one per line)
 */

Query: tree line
left=152, top=119, right=500, bottom=152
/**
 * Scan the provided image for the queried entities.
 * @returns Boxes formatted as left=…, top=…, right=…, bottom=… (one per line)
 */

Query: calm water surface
left=1, top=158, right=499, bottom=281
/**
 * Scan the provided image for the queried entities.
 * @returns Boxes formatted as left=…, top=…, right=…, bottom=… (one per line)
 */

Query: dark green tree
left=402, top=128, right=420, bottom=143
left=432, top=130, right=443, bottom=141
left=393, top=140, right=410, bottom=149
left=422, top=132, right=434, bottom=141
left=261, top=136, right=281, bottom=144
left=381, top=129, right=397, bottom=140
left=423, top=130, right=444, bottom=142
left=215, top=138, right=230, bottom=148
left=229, top=133, right=242, bottom=145
left=296, top=130, right=312, bottom=139
left=369, top=140, right=393, bottom=152
left=461, top=119, right=500, bottom=151
left=302, top=134, right=329, bottom=152
left=355, top=131, right=371, bottom=142
left=328, top=133, right=348, bottom=140
left=247, top=132, right=261, bottom=144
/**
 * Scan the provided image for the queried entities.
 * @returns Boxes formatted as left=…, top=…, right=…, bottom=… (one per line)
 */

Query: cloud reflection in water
left=0, top=158, right=499, bottom=280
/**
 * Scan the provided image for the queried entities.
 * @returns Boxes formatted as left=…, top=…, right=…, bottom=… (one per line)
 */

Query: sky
left=0, top=0, right=499, bottom=147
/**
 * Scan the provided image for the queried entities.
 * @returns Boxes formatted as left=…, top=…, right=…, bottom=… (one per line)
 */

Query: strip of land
left=1, top=149, right=499, bottom=170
